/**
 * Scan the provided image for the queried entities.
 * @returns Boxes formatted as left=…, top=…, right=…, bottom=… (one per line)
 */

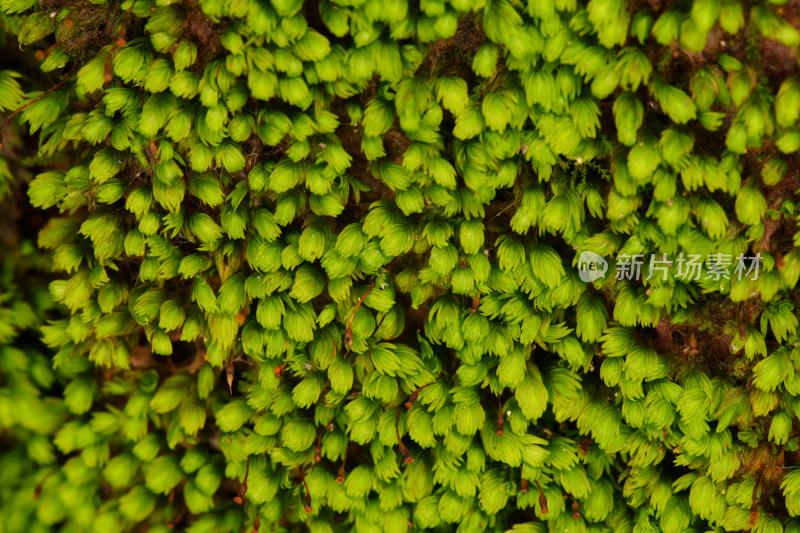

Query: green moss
left=2, top=0, right=800, bottom=531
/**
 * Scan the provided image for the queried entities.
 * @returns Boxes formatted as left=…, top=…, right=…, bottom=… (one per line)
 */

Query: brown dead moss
left=417, top=16, right=486, bottom=87
left=184, top=1, right=222, bottom=64
left=760, top=36, right=798, bottom=88
left=636, top=0, right=671, bottom=15
left=757, top=168, right=800, bottom=254
left=384, top=127, right=413, bottom=165
left=643, top=295, right=765, bottom=379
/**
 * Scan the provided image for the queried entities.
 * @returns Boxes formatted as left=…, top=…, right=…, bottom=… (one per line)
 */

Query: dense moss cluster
left=3, top=0, right=800, bottom=531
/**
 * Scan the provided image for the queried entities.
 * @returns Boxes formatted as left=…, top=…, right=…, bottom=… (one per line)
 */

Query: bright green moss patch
left=2, top=0, right=800, bottom=531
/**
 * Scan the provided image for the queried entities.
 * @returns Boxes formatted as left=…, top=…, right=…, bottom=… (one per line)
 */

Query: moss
left=2, top=0, right=800, bottom=531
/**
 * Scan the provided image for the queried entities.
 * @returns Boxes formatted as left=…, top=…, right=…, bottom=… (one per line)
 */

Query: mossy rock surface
left=2, top=0, right=800, bottom=531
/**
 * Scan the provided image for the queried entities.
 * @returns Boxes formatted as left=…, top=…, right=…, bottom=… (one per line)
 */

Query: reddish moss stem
left=749, top=478, right=760, bottom=526
left=311, top=423, right=334, bottom=474
left=226, top=355, right=235, bottom=395
left=33, top=469, right=57, bottom=500
left=0, top=66, right=77, bottom=148
left=344, top=280, right=376, bottom=353
left=578, top=438, right=591, bottom=455
left=395, top=408, right=413, bottom=464
left=299, top=468, right=312, bottom=513
left=404, top=381, right=436, bottom=409
left=470, top=292, right=481, bottom=313
left=535, top=480, right=548, bottom=514
left=496, top=397, right=504, bottom=436
left=234, top=456, right=250, bottom=504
